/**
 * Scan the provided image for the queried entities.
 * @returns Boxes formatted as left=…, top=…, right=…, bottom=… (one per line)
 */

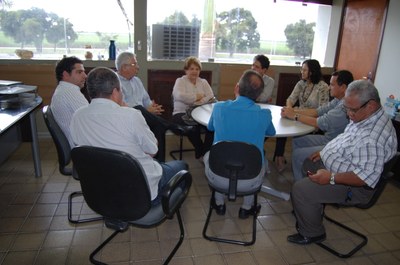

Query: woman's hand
left=281, top=106, right=295, bottom=119
left=196, top=93, right=205, bottom=101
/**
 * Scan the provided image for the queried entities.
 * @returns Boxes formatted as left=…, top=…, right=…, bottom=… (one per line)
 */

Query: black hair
left=332, top=70, right=354, bottom=86
left=253, top=54, right=270, bottom=69
left=55, top=56, right=83, bottom=82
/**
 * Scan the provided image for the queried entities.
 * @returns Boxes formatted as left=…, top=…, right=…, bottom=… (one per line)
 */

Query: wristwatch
left=329, top=173, right=336, bottom=185
left=294, top=114, right=299, bottom=121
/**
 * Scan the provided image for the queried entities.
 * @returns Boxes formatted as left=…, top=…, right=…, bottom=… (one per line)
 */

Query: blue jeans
left=151, top=160, right=188, bottom=206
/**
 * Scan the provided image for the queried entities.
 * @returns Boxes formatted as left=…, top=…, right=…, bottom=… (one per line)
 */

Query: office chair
left=42, top=105, right=102, bottom=224
left=202, top=141, right=263, bottom=246
left=71, top=146, right=192, bottom=265
left=169, top=124, right=197, bottom=160
left=316, top=153, right=400, bottom=258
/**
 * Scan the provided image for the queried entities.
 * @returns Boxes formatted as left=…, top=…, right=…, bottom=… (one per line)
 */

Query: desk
left=0, top=96, right=43, bottom=177
left=191, top=103, right=315, bottom=200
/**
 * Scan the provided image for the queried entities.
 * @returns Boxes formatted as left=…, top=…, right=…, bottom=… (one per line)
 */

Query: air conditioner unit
left=152, top=24, right=200, bottom=60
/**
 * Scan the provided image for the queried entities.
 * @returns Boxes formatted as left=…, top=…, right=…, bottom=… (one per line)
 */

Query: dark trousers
left=292, top=158, right=375, bottom=237
left=274, top=137, right=287, bottom=158
left=172, top=113, right=214, bottom=159
left=134, top=105, right=171, bottom=162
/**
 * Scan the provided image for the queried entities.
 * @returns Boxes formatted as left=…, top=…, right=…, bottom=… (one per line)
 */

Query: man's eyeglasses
left=125, top=63, right=138, bottom=68
left=343, top=99, right=372, bottom=114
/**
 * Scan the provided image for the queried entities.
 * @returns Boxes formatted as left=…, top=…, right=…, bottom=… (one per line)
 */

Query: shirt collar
left=59, top=81, right=81, bottom=91
left=235, top=95, right=256, bottom=105
left=90, top=98, right=120, bottom=107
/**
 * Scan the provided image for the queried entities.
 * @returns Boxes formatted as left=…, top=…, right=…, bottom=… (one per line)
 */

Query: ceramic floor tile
left=11, top=232, right=46, bottom=251
left=0, top=138, right=400, bottom=264
left=1, top=250, right=37, bottom=265
left=224, top=251, right=257, bottom=265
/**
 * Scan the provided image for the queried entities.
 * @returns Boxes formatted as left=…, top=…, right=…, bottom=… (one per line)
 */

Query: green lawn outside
left=0, top=31, right=295, bottom=61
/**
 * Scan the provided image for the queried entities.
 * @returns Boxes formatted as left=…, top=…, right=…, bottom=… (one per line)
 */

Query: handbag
left=182, top=97, right=217, bottom=125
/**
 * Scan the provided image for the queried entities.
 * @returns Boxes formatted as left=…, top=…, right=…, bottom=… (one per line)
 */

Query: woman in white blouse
left=172, top=56, right=215, bottom=160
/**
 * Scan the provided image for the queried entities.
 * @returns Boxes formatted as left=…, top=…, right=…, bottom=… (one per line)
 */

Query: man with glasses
left=116, top=52, right=174, bottom=162
left=287, top=79, right=397, bottom=245
left=282, top=70, right=354, bottom=181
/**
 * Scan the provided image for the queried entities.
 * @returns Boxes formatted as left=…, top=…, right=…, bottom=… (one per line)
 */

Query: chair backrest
left=356, top=153, right=400, bottom=209
left=71, top=146, right=152, bottom=221
left=209, top=141, right=262, bottom=200
left=42, top=105, right=72, bottom=175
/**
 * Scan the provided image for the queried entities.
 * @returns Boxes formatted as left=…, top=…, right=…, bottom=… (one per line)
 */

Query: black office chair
left=71, top=146, right=192, bottom=265
left=316, top=153, right=400, bottom=258
left=202, top=141, right=263, bottom=246
left=169, top=124, right=197, bottom=160
left=42, top=105, right=102, bottom=224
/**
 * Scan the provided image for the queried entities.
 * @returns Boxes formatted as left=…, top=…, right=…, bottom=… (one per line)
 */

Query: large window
left=147, top=0, right=335, bottom=66
left=0, top=0, right=133, bottom=60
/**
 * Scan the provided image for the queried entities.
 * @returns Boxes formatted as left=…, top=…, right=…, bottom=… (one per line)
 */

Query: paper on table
left=0, top=80, right=23, bottom=86
left=0, top=85, right=37, bottom=95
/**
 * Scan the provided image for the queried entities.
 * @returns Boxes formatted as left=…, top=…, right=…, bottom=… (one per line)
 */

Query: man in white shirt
left=116, top=52, right=174, bottom=162
left=71, top=67, right=188, bottom=204
left=51, top=56, right=88, bottom=147
left=251, top=54, right=275, bottom=103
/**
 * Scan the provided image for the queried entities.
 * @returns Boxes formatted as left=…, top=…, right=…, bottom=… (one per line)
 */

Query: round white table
left=191, top=102, right=316, bottom=201
left=191, top=103, right=315, bottom=137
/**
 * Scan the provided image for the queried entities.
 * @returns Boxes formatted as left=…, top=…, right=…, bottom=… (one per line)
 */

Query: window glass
left=0, top=0, right=133, bottom=60
left=147, top=0, right=333, bottom=66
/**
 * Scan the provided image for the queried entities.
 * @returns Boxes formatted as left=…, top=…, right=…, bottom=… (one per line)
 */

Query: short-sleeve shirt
left=321, top=108, right=397, bottom=188
left=70, top=98, right=162, bottom=200
left=208, top=96, right=276, bottom=162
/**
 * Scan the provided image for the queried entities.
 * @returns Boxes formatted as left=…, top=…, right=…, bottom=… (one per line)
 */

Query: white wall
left=375, top=0, right=400, bottom=100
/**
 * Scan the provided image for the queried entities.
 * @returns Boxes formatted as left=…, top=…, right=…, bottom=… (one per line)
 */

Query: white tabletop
left=191, top=103, right=315, bottom=137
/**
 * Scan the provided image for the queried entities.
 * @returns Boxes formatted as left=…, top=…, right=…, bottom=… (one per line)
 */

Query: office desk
left=0, top=96, right=43, bottom=177
left=191, top=103, right=315, bottom=200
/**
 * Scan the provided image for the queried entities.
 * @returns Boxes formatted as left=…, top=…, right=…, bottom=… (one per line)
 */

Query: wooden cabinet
left=335, top=0, right=388, bottom=80
left=147, top=69, right=212, bottom=120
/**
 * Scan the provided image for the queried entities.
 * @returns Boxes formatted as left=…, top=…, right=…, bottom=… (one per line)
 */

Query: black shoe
left=238, top=204, right=261, bottom=219
left=287, top=233, right=326, bottom=245
left=211, top=200, right=226, bottom=215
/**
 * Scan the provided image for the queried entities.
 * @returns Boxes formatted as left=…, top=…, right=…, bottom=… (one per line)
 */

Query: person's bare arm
left=308, top=170, right=366, bottom=186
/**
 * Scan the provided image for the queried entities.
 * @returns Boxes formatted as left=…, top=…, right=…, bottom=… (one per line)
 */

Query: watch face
left=330, top=174, right=335, bottom=185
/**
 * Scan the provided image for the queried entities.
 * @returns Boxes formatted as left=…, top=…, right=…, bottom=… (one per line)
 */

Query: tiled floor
left=1, top=135, right=400, bottom=265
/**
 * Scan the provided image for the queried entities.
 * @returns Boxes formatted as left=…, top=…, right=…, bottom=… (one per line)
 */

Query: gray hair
left=238, top=70, right=264, bottom=101
left=346, top=79, right=381, bottom=105
left=86, top=67, right=121, bottom=99
left=115, top=51, right=135, bottom=71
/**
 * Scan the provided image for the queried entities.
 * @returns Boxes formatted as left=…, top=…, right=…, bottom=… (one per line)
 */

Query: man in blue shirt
left=204, top=70, right=276, bottom=219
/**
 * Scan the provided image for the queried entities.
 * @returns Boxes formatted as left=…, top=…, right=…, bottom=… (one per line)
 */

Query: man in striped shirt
left=51, top=56, right=88, bottom=147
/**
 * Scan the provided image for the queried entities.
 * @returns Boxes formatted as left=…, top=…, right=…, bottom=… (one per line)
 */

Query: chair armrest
left=170, top=124, right=196, bottom=135
left=161, top=170, right=192, bottom=218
